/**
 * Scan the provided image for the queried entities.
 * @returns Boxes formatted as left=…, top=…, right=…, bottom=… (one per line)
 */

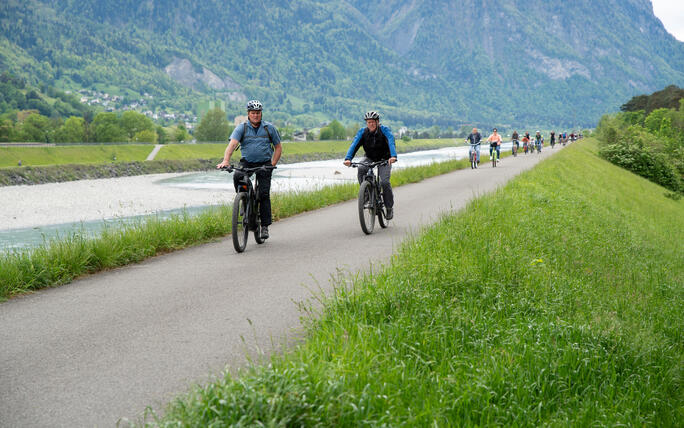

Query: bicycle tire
left=492, top=150, right=497, bottom=167
left=253, top=200, right=265, bottom=244
left=232, top=192, right=249, bottom=253
left=358, top=180, right=375, bottom=234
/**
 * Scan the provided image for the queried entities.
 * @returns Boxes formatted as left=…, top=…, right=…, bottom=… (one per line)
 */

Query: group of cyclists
left=216, top=99, right=578, bottom=242
left=467, top=128, right=579, bottom=166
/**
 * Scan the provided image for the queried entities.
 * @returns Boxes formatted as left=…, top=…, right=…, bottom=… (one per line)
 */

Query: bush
left=598, top=126, right=682, bottom=193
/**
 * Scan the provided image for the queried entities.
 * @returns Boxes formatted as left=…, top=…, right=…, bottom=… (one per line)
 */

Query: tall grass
left=150, top=139, right=682, bottom=426
left=0, top=158, right=468, bottom=300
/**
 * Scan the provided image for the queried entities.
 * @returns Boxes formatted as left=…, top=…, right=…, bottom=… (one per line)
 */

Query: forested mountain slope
left=1, top=0, right=682, bottom=128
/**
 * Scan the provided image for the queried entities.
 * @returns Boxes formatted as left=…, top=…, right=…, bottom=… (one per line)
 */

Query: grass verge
left=149, top=139, right=683, bottom=426
left=0, top=156, right=471, bottom=300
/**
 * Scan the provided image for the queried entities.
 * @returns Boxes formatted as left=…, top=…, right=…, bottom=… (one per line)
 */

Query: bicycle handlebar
left=219, top=165, right=277, bottom=173
left=349, top=160, right=390, bottom=168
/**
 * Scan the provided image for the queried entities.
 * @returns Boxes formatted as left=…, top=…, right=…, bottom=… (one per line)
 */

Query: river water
left=1, top=144, right=512, bottom=252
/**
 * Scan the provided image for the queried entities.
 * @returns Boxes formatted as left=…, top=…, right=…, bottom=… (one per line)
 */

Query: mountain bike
left=468, top=143, right=479, bottom=169
left=511, top=139, right=519, bottom=157
left=351, top=160, right=390, bottom=234
left=220, top=164, right=276, bottom=253
left=489, top=144, right=499, bottom=167
left=523, top=141, right=529, bottom=154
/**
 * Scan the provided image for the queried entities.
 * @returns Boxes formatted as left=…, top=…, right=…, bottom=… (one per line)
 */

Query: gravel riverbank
left=2, top=172, right=233, bottom=230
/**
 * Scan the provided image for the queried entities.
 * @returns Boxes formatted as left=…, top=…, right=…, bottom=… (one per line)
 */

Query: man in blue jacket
left=343, top=111, right=397, bottom=219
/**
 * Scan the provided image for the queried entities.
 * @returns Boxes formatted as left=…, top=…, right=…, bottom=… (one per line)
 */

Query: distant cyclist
left=511, top=130, right=520, bottom=155
left=217, top=100, right=282, bottom=240
left=534, top=131, right=543, bottom=153
left=466, top=127, right=482, bottom=164
left=487, top=128, right=502, bottom=162
left=522, top=132, right=531, bottom=154
left=344, top=111, right=397, bottom=219
left=550, top=131, right=556, bottom=148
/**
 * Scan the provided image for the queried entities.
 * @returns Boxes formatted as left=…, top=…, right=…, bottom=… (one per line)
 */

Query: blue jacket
left=345, top=125, right=397, bottom=161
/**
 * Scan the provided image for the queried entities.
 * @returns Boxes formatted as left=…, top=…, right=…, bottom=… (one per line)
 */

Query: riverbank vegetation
left=147, top=138, right=682, bottom=426
left=596, top=87, right=683, bottom=195
left=0, top=155, right=470, bottom=300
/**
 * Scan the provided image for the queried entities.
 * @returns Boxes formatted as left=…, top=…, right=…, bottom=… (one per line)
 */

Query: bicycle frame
left=468, top=143, right=479, bottom=168
left=220, top=164, right=276, bottom=252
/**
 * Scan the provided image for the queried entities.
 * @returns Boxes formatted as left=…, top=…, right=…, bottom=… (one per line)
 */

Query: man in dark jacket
left=344, top=111, right=397, bottom=219
left=466, top=127, right=482, bottom=163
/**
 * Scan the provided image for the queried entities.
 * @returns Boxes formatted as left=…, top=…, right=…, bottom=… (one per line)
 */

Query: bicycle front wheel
left=232, top=192, right=249, bottom=253
left=253, top=200, right=265, bottom=244
left=358, top=180, right=375, bottom=234
left=377, top=183, right=388, bottom=229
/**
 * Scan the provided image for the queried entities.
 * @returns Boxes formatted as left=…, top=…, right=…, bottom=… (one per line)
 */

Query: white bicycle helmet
left=364, top=111, right=380, bottom=120
left=246, top=100, right=263, bottom=111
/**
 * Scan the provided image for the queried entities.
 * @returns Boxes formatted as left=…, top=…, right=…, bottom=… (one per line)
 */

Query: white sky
left=651, top=0, right=684, bottom=41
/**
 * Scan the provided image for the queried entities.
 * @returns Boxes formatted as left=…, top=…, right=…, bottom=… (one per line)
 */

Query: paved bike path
left=0, top=149, right=560, bottom=427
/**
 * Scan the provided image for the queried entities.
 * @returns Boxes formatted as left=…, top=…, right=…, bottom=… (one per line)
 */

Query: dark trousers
left=356, top=157, right=394, bottom=209
left=233, top=159, right=274, bottom=226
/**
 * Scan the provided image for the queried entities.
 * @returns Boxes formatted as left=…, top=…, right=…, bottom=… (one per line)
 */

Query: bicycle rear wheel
left=358, top=180, right=375, bottom=234
left=232, top=192, right=249, bottom=253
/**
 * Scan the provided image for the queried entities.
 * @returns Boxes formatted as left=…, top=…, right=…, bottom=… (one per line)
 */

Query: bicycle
left=511, top=140, right=519, bottom=157
left=489, top=144, right=499, bottom=167
left=468, top=143, right=479, bottom=169
left=220, top=164, right=276, bottom=253
left=351, top=160, right=390, bottom=234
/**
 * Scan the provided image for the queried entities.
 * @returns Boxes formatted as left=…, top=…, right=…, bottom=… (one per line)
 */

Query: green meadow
left=0, top=139, right=459, bottom=169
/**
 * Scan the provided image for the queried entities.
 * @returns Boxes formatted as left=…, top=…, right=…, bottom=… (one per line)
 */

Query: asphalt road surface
left=1, top=148, right=559, bottom=427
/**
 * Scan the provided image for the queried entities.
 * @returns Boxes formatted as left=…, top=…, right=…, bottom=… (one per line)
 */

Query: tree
left=319, top=119, right=346, bottom=140
left=156, top=125, right=168, bottom=144
left=54, top=116, right=86, bottom=142
left=121, top=110, right=154, bottom=141
left=194, top=107, right=231, bottom=142
left=17, top=113, right=53, bottom=142
left=92, top=112, right=126, bottom=142
left=133, top=129, right=157, bottom=143
left=173, top=122, right=191, bottom=142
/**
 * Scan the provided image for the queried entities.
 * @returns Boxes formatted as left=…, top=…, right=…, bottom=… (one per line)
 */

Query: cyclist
left=534, top=131, right=544, bottom=153
left=522, top=132, right=531, bottom=154
left=466, top=127, right=482, bottom=164
left=216, top=99, right=282, bottom=240
left=511, top=130, right=520, bottom=155
left=550, top=131, right=556, bottom=148
left=487, top=127, right=502, bottom=162
left=344, top=111, right=397, bottom=219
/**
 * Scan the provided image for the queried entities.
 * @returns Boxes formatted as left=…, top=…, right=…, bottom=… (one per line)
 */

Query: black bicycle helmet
left=246, top=100, right=263, bottom=111
left=364, top=111, right=380, bottom=121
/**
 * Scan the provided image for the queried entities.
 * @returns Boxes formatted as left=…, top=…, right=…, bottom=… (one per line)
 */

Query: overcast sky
left=651, top=0, right=684, bottom=41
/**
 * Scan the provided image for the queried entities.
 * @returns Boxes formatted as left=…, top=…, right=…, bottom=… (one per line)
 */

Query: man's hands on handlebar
left=344, top=157, right=396, bottom=167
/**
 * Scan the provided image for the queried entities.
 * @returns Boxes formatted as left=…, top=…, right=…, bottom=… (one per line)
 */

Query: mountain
left=1, top=0, right=683, bottom=128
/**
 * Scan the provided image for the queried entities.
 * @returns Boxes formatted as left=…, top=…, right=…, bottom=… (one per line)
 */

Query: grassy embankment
left=148, top=139, right=682, bottom=426
left=0, top=139, right=458, bottom=168
left=0, top=153, right=472, bottom=300
left=0, top=139, right=461, bottom=186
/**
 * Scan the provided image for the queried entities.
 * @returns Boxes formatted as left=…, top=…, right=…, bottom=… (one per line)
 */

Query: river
left=0, top=144, right=514, bottom=252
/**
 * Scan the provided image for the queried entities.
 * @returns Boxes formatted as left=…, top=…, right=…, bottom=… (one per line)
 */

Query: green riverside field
left=0, top=139, right=457, bottom=168
left=150, top=139, right=683, bottom=426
